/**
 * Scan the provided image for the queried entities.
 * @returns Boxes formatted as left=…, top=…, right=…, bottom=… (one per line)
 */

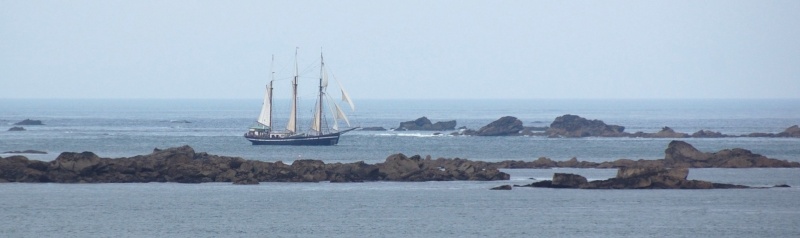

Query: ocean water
left=1, top=99, right=800, bottom=237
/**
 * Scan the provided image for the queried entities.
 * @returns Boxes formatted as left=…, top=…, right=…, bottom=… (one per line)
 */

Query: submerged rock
left=8, top=127, right=25, bottom=131
left=490, top=185, right=512, bottom=190
left=360, top=127, right=388, bottom=131
left=13, top=119, right=43, bottom=126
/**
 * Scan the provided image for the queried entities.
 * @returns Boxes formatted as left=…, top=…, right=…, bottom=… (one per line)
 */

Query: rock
left=376, top=154, right=509, bottom=181
left=8, top=127, right=25, bottom=131
left=397, top=117, right=457, bottom=131
left=546, top=114, right=625, bottom=137
left=13, top=119, right=44, bottom=125
left=360, top=127, right=388, bottom=131
left=648, top=127, right=689, bottom=138
left=551, top=173, right=588, bottom=188
left=777, top=125, right=800, bottom=137
left=473, top=116, right=524, bottom=136
left=664, top=140, right=800, bottom=168
left=522, top=166, right=747, bottom=189
left=490, top=185, right=512, bottom=190
left=663, top=140, right=712, bottom=166
left=691, top=130, right=726, bottom=138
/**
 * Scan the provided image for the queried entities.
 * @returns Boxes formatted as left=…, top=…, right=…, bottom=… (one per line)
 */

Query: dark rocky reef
left=8, top=127, right=25, bottom=131
left=360, top=127, right=388, bottom=131
left=746, top=125, right=800, bottom=138
left=490, top=185, right=512, bottom=190
left=488, top=140, right=800, bottom=168
left=629, top=126, right=690, bottom=138
left=0, top=146, right=509, bottom=184
left=397, top=117, right=456, bottom=131
left=520, top=166, right=750, bottom=189
left=546, top=114, right=626, bottom=137
left=2, top=150, right=47, bottom=154
left=13, top=119, right=43, bottom=126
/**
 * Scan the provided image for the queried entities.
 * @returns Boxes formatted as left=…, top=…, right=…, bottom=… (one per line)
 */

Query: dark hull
left=246, top=133, right=341, bottom=146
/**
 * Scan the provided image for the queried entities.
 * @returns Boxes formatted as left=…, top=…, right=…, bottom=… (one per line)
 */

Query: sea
left=1, top=98, right=799, bottom=237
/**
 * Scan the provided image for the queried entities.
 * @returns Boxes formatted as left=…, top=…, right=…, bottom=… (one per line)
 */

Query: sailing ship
left=244, top=50, right=357, bottom=145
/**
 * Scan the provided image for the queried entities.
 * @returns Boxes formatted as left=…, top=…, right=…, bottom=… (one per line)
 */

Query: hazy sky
left=2, top=0, right=799, bottom=99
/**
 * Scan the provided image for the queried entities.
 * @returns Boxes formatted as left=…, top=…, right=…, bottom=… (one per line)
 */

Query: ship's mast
left=286, top=48, right=299, bottom=133
left=268, top=55, right=274, bottom=131
left=316, top=52, right=325, bottom=136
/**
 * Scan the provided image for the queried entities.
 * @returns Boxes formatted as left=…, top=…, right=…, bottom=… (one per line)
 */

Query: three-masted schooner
left=244, top=50, right=357, bottom=145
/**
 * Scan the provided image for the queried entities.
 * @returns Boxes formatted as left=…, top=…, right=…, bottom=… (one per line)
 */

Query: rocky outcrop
left=778, top=125, right=800, bottom=137
left=546, top=114, right=625, bottom=137
left=377, top=154, right=509, bottom=181
left=398, top=117, right=457, bottom=131
left=691, top=130, right=725, bottom=138
left=13, top=119, right=44, bottom=125
left=490, top=185, right=512, bottom=190
left=0, top=146, right=509, bottom=184
left=522, top=166, right=750, bottom=189
left=8, top=127, right=25, bottom=131
left=663, top=140, right=799, bottom=168
left=469, top=116, right=524, bottom=136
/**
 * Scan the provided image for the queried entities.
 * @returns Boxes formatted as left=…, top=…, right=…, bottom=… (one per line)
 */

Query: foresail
left=334, top=102, right=351, bottom=127
left=340, top=84, right=355, bottom=111
left=256, top=82, right=272, bottom=127
left=328, top=100, right=339, bottom=131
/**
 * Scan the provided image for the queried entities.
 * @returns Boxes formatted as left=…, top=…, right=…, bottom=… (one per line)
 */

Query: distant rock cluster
left=374, top=114, right=799, bottom=138
left=487, top=140, right=800, bottom=169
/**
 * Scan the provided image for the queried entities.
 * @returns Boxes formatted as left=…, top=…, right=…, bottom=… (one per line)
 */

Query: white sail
left=334, top=102, right=351, bottom=127
left=339, top=82, right=355, bottom=111
left=311, top=101, right=322, bottom=133
left=256, top=81, right=272, bottom=127
left=328, top=100, right=339, bottom=131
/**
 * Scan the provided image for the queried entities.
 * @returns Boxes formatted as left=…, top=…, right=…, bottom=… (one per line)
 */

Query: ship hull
left=246, top=133, right=341, bottom=146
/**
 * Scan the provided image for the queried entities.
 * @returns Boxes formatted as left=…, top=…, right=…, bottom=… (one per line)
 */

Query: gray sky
left=2, top=0, right=799, bottom=99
